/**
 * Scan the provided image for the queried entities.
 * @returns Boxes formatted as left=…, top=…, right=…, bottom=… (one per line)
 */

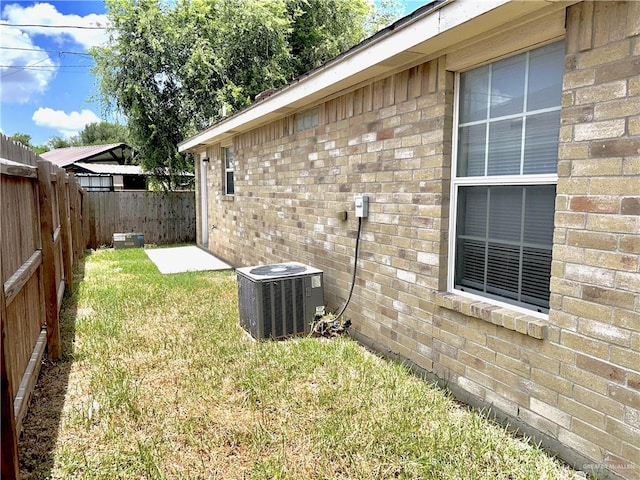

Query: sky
left=1, top=1, right=111, bottom=146
left=1, top=0, right=429, bottom=148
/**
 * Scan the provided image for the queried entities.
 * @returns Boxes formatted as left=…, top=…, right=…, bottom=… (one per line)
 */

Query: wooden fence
left=85, top=191, right=195, bottom=249
left=1, top=134, right=85, bottom=479
left=1, top=136, right=196, bottom=477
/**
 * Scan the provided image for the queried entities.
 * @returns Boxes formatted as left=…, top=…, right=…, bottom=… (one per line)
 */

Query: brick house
left=179, top=1, right=639, bottom=478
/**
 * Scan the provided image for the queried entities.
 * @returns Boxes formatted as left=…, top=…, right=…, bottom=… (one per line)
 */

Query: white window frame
left=447, top=43, right=563, bottom=319
left=223, top=146, right=235, bottom=196
left=79, top=175, right=113, bottom=192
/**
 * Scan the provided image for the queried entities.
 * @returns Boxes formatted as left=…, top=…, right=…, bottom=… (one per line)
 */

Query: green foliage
left=10, top=132, right=50, bottom=154
left=75, top=121, right=128, bottom=146
left=9, top=132, right=32, bottom=147
left=32, top=145, right=50, bottom=154
left=9, top=122, right=127, bottom=156
left=91, top=0, right=399, bottom=190
left=287, top=0, right=370, bottom=72
left=365, top=0, right=403, bottom=33
left=47, top=136, right=72, bottom=149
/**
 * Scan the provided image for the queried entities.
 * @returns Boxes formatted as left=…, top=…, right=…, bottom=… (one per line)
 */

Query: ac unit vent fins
left=236, top=262, right=324, bottom=340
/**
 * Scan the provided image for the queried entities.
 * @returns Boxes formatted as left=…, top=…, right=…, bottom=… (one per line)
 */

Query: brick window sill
left=222, top=195, right=235, bottom=201
left=435, top=292, right=548, bottom=340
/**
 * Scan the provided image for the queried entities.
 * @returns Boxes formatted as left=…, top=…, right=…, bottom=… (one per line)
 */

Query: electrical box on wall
left=355, top=194, right=369, bottom=218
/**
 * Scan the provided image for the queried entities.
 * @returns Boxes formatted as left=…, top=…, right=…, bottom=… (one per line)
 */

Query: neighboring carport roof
left=72, top=162, right=144, bottom=175
left=41, top=143, right=133, bottom=167
left=178, top=0, right=576, bottom=152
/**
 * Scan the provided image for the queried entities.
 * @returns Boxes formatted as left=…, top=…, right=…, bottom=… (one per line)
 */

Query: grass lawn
left=19, top=248, right=583, bottom=479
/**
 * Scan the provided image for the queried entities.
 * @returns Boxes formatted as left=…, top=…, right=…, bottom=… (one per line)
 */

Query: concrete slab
left=145, top=246, right=232, bottom=274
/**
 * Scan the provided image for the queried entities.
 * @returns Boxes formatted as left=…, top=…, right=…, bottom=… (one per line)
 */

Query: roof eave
left=178, top=0, right=571, bottom=153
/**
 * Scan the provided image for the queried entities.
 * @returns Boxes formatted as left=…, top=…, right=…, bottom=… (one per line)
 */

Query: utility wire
left=0, top=46, right=93, bottom=56
left=1, top=23, right=107, bottom=29
left=334, top=216, right=363, bottom=322
left=1, top=65, right=93, bottom=68
left=0, top=56, right=51, bottom=79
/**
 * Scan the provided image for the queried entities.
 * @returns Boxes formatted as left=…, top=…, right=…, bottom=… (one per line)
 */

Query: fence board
left=4, top=260, right=44, bottom=419
left=1, top=286, right=20, bottom=480
left=56, top=171, right=73, bottom=293
left=86, top=191, right=195, bottom=248
left=37, top=160, right=61, bottom=360
left=14, top=329, right=47, bottom=434
left=3, top=251, right=42, bottom=305
left=0, top=158, right=38, bottom=178
left=1, top=175, right=40, bottom=283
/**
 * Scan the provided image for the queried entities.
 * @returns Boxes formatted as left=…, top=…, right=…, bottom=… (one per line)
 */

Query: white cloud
left=2, top=3, right=109, bottom=49
left=0, top=3, right=110, bottom=103
left=32, top=107, right=100, bottom=137
left=0, top=24, right=57, bottom=103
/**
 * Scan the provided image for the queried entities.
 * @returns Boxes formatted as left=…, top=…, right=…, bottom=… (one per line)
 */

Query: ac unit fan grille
left=262, top=278, right=305, bottom=338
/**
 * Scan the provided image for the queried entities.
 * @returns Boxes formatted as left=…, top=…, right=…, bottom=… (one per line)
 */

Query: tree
left=75, top=121, right=128, bottom=145
left=92, top=0, right=199, bottom=190
left=92, top=0, right=400, bottom=190
left=47, top=136, right=71, bottom=149
left=32, top=145, right=50, bottom=155
left=9, top=132, right=32, bottom=147
left=286, top=0, right=370, bottom=73
left=9, top=132, right=49, bottom=154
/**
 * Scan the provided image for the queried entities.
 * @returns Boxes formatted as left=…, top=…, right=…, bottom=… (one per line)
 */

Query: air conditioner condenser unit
left=236, top=262, right=324, bottom=339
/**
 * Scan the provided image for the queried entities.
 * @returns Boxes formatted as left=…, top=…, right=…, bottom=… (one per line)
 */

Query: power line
left=1, top=23, right=107, bottom=30
left=0, top=56, right=50, bottom=79
left=0, top=46, right=93, bottom=56
left=1, top=65, right=93, bottom=68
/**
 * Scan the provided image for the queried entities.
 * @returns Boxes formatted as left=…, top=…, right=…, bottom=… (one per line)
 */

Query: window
left=450, top=41, right=565, bottom=313
left=79, top=175, right=113, bottom=192
left=224, top=146, right=235, bottom=195
left=295, top=107, right=319, bottom=132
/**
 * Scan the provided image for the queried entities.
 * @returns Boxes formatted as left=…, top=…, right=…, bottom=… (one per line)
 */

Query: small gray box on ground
left=113, top=232, right=144, bottom=249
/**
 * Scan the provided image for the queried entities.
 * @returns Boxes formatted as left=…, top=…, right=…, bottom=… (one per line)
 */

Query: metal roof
left=72, top=162, right=144, bottom=175
left=41, top=143, right=133, bottom=167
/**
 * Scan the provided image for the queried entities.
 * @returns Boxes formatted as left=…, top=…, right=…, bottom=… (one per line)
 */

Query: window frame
left=79, top=175, right=113, bottom=192
left=447, top=43, right=563, bottom=319
left=295, top=107, right=319, bottom=132
left=223, top=146, right=235, bottom=196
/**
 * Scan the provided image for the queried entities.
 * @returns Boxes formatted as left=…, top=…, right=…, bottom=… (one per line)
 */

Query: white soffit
left=178, top=0, right=563, bottom=152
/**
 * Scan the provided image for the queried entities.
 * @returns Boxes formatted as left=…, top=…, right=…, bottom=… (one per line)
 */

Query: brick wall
left=551, top=2, right=639, bottom=478
left=198, top=2, right=639, bottom=478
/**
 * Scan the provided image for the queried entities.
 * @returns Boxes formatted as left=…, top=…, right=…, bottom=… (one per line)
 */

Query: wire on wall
left=334, top=216, right=363, bottom=322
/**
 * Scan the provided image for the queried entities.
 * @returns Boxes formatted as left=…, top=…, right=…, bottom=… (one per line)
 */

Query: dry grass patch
left=19, top=248, right=584, bottom=479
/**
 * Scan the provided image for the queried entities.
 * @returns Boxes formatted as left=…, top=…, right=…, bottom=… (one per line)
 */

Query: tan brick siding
left=551, top=3, right=639, bottom=477
left=199, top=2, right=639, bottom=478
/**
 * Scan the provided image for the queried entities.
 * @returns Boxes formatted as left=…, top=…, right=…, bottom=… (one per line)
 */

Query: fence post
left=56, top=170, right=74, bottom=294
left=37, top=160, right=60, bottom=360
left=80, top=189, right=89, bottom=252
left=1, top=251, right=21, bottom=479
left=68, top=174, right=83, bottom=259
left=87, top=194, right=97, bottom=250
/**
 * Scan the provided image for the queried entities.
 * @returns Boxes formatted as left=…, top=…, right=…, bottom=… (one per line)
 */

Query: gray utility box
left=237, top=262, right=324, bottom=340
left=113, top=232, right=144, bottom=249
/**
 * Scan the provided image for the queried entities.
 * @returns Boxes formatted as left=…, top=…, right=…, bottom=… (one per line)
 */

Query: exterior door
left=200, top=154, right=209, bottom=247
